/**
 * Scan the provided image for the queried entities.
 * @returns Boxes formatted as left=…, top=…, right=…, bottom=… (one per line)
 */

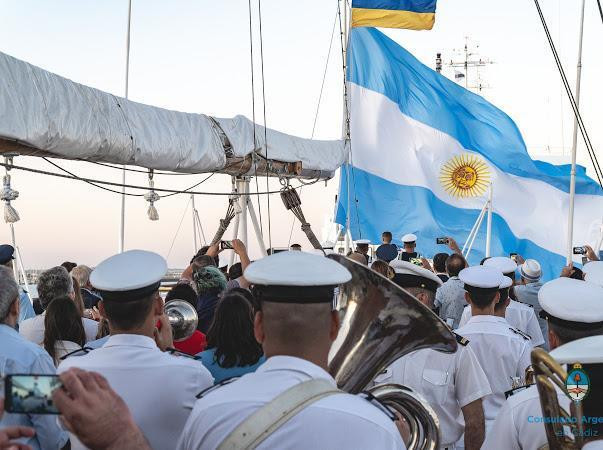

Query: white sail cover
left=0, top=51, right=345, bottom=173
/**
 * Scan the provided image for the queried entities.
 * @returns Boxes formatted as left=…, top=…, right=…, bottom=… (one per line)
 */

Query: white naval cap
left=90, top=250, right=167, bottom=300
left=483, top=256, right=518, bottom=275
left=520, top=259, right=542, bottom=281
left=355, top=239, right=371, bottom=245
left=459, top=265, right=505, bottom=289
left=583, top=261, right=603, bottom=288
left=401, top=233, right=417, bottom=243
left=538, top=277, right=603, bottom=324
left=499, top=276, right=513, bottom=289
left=389, top=260, right=443, bottom=291
left=244, top=251, right=351, bottom=303
left=549, top=335, right=603, bottom=364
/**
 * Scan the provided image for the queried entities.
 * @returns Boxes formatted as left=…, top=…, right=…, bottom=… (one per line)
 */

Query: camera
left=220, top=240, right=233, bottom=250
left=573, top=246, right=587, bottom=255
left=510, top=252, right=518, bottom=262
left=436, top=237, right=449, bottom=245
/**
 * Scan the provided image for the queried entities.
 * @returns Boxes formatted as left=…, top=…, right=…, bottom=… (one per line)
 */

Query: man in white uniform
left=455, top=265, right=532, bottom=435
left=484, top=278, right=603, bottom=450
left=459, top=256, right=544, bottom=346
left=375, top=261, right=491, bottom=450
left=59, top=250, right=214, bottom=450
left=178, top=251, right=405, bottom=450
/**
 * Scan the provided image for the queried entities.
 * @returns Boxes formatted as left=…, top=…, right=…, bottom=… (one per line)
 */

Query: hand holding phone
left=4, top=374, right=62, bottom=414
left=573, top=246, right=587, bottom=255
left=436, top=237, right=449, bottom=245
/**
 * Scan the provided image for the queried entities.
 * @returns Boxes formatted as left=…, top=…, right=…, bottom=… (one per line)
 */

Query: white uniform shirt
left=59, top=334, right=214, bottom=450
left=455, top=315, right=532, bottom=433
left=373, top=345, right=491, bottom=447
left=177, top=355, right=405, bottom=450
left=19, top=312, right=98, bottom=344
left=457, top=301, right=545, bottom=346
left=483, top=384, right=570, bottom=450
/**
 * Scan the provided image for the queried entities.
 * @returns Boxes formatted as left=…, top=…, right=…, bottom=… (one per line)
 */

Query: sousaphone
left=327, top=254, right=458, bottom=450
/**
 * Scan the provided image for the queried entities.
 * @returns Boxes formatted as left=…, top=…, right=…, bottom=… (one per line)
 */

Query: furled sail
left=0, top=51, right=345, bottom=178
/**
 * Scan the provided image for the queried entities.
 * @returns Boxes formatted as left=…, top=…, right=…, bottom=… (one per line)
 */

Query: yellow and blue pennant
left=351, top=0, right=437, bottom=30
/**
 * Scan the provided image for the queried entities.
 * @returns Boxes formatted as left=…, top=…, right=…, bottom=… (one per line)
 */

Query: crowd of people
left=0, top=231, right=601, bottom=449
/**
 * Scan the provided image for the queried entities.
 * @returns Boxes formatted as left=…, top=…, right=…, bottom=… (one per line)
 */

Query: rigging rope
left=166, top=196, right=191, bottom=260
left=532, top=0, right=603, bottom=188
left=0, top=161, right=318, bottom=196
left=597, top=0, right=603, bottom=25
left=281, top=187, right=324, bottom=252
left=84, top=160, right=201, bottom=175
left=257, top=0, right=273, bottom=254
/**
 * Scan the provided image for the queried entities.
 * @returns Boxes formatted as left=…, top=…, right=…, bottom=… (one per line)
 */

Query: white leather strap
left=217, top=379, right=340, bottom=450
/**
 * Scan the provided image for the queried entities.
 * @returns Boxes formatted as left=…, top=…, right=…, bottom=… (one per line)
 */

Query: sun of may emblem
left=440, top=153, right=491, bottom=198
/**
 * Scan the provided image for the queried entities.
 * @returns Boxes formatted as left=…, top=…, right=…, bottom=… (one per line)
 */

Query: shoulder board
left=196, top=377, right=240, bottom=399
left=504, top=385, right=530, bottom=399
left=509, top=327, right=531, bottom=341
left=59, top=346, right=93, bottom=360
left=166, top=347, right=201, bottom=360
left=359, top=391, right=396, bottom=421
left=515, top=300, right=534, bottom=308
left=463, top=304, right=468, bottom=308
left=453, top=332, right=469, bottom=346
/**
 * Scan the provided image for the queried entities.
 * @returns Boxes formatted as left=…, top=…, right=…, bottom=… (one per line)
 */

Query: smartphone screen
left=4, top=374, right=61, bottom=414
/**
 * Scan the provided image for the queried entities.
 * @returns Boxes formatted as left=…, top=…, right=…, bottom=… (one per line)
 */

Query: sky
left=0, top=0, right=601, bottom=269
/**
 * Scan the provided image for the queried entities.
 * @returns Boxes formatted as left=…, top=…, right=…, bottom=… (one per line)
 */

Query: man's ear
left=493, top=291, right=501, bottom=304
left=10, top=296, right=19, bottom=317
left=329, top=310, right=340, bottom=342
left=254, top=311, right=265, bottom=344
left=464, top=292, right=472, bottom=305
left=548, top=326, right=561, bottom=350
left=153, top=294, right=164, bottom=317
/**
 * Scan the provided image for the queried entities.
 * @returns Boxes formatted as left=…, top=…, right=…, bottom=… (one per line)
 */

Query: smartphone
left=436, top=237, right=449, bottom=245
left=220, top=240, right=233, bottom=250
left=3, top=374, right=61, bottom=414
left=510, top=253, right=518, bottom=262
left=409, top=257, right=423, bottom=266
left=573, top=246, right=587, bottom=255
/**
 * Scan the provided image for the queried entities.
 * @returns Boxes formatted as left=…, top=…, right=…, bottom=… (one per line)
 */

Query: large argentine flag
left=335, top=28, right=603, bottom=280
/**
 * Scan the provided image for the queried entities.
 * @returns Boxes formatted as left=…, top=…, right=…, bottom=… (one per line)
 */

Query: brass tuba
left=327, top=254, right=458, bottom=450
left=531, top=347, right=584, bottom=450
left=165, top=299, right=199, bottom=342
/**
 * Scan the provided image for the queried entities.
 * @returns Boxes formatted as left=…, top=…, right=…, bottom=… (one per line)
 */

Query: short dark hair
left=102, top=293, right=156, bottom=330
left=433, top=253, right=449, bottom=273
left=290, top=244, right=302, bottom=250
left=480, top=257, right=491, bottom=265
left=206, top=293, right=263, bottom=368
left=190, top=246, right=218, bottom=266
left=465, top=286, right=499, bottom=308
left=61, top=261, right=77, bottom=273
left=43, top=296, right=86, bottom=362
left=228, top=262, right=243, bottom=280
left=166, top=284, right=198, bottom=308
left=382, top=231, right=392, bottom=242
left=549, top=320, right=603, bottom=345
left=446, top=254, right=466, bottom=277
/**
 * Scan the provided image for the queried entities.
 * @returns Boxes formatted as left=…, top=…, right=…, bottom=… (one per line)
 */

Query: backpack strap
left=217, top=378, right=340, bottom=450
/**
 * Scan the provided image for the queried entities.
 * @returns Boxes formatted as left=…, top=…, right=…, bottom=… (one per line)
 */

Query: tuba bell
left=531, top=347, right=584, bottom=450
left=165, top=299, right=199, bottom=342
left=327, top=254, right=458, bottom=450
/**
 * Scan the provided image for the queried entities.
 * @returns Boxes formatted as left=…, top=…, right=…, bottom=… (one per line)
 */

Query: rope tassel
left=1, top=172, right=20, bottom=224
left=280, top=187, right=323, bottom=252
left=144, top=170, right=159, bottom=221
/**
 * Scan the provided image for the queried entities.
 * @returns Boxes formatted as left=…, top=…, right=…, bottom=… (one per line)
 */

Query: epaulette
left=196, top=377, right=240, bottom=399
left=60, top=346, right=93, bottom=360
left=509, top=327, right=531, bottom=341
left=359, top=391, right=396, bottom=421
left=515, top=300, right=534, bottom=308
left=454, top=332, right=469, bottom=346
left=166, top=347, right=200, bottom=360
left=504, top=385, right=531, bottom=399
